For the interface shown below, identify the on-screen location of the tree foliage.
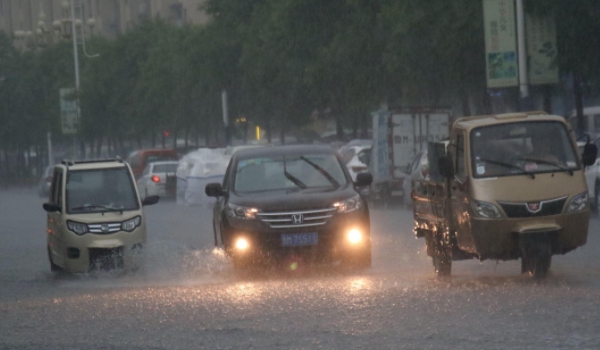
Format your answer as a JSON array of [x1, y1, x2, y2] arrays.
[[1, 0, 599, 179]]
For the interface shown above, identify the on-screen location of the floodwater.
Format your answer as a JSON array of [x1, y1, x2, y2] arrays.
[[1, 188, 599, 349]]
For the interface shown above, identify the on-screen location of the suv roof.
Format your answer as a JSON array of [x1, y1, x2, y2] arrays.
[[233, 144, 337, 159], [61, 158, 128, 171]]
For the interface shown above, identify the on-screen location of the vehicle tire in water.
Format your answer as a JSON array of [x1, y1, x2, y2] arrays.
[[432, 250, 452, 276], [48, 247, 61, 272], [520, 236, 552, 278], [428, 233, 451, 276]]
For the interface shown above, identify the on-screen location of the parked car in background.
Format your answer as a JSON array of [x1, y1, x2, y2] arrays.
[[38, 166, 55, 198], [402, 149, 429, 207], [127, 149, 179, 180], [341, 145, 372, 181], [137, 161, 179, 200], [578, 134, 600, 211]]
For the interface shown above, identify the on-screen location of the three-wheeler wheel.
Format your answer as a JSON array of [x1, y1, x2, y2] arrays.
[[425, 231, 452, 276], [519, 234, 552, 278]]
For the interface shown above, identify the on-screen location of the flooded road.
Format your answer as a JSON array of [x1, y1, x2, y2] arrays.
[[1, 188, 600, 349]]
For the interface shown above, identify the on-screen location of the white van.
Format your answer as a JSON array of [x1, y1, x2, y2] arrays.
[[43, 158, 159, 272]]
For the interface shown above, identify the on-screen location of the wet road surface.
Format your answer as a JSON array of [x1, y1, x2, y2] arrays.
[[1, 188, 600, 349]]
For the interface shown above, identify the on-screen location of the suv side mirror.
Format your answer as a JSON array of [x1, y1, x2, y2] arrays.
[[582, 143, 598, 167], [205, 183, 225, 197], [142, 195, 160, 206], [438, 154, 455, 179], [43, 203, 61, 212], [354, 172, 373, 187]]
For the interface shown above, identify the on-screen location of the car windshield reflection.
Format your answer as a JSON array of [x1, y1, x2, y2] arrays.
[[66, 167, 139, 214], [234, 154, 347, 193]]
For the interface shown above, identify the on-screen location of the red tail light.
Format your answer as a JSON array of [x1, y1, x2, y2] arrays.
[[351, 166, 367, 173], [151, 175, 161, 183]]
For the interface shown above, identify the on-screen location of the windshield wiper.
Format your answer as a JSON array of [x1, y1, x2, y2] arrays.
[[478, 158, 535, 179], [300, 156, 340, 188], [516, 157, 574, 176], [283, 157, 307, 189], [70, 205, 124, 214]]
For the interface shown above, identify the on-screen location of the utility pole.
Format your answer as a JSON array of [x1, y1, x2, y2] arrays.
[[516, 0, 530, 110], [222, 90, 230, 146], [70, 0, 84, 159]]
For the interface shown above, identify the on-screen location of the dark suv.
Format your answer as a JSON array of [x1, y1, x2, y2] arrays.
[[205, 145, 373, 268]]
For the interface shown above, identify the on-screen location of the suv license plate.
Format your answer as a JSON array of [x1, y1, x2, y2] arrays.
[[281, 233, 318, 247]]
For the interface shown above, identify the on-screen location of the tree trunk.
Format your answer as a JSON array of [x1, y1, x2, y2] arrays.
[[361, 114, 369, 139], [574, 74, 585, 137], [543, 85, 553, 114], [2, 148, 9, 181], [336, 112, 344, 141], [184, 128, 189, 150], [483, 88, 493, 115], [266, 117, 272, 144], [96, 137, 103, 158], [461, 89, 472, 117], [119, 138, 125, 158], [173, 130, 178, 150]]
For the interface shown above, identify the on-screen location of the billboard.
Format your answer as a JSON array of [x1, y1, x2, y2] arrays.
[[483, 0, 518, 88], [526, 14, 559, 85], [60, 88, 79, 135]]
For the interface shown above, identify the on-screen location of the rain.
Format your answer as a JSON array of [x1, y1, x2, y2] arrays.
[[2, 1, 600, 349]]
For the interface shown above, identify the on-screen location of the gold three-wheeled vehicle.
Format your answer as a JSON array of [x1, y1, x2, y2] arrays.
[[412, 111, 597, 278]]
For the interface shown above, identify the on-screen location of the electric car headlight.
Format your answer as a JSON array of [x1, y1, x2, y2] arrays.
[[568, 192, 588, 212], [333, 195, 362, 213], [471, 200, 502, 218], [122, 216, 141, 232], [226, 204, 258, 219], [67, 221, 88, 235]]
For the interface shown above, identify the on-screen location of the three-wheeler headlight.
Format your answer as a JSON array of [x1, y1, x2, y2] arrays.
[[122, 216, 141, 232], [471, 200, 502, 218], [67, 221, 88, 235], [567, 192, 588, 212]]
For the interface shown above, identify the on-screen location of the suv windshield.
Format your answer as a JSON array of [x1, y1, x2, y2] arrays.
[[234, 154, 347, 192], [471, 121, 579, 179], [66, 167, 140, 213]]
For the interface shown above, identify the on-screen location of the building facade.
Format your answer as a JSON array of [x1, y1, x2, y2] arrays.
[[0, 0, 208, 41]]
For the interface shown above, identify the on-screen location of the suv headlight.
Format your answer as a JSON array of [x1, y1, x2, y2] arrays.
[[122, 216, 141, 232], [568, 192, 588, 212], [333, 195, 362, 213], [471, 200, 502, 218], [226, 203, 258, 219], [67, 221, 88, 235]]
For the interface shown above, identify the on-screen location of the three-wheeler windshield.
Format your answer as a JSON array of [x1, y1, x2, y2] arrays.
[[470, 121, 579, 179]]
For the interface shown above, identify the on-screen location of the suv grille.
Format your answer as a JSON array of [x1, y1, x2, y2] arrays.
[[257, 208, 337, 229], [498, 196, 567, 218], [88, 222, 121, 234]]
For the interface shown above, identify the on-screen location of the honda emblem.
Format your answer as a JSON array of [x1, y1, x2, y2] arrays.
[[292, 214, 304, 224]]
